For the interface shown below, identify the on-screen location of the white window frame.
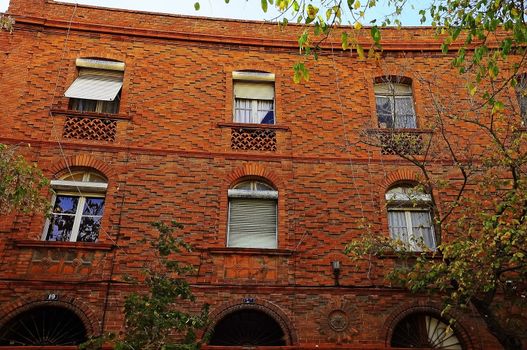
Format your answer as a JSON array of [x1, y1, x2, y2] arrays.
[[387, 208, 435, 251], [374, 82, 416, 129], [386, 186, 436, 251], [227, 181, 278, 249], [232, 71, 275, 125], [42, 172, 107, 243]]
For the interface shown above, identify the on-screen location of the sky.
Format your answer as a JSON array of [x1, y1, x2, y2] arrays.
[[0, 0, 428, 25]]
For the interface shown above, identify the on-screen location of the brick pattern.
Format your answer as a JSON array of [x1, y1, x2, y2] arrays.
[[63, 116, 117, 142], [231, 127, 277, 151], [0, 0, 515, 348]]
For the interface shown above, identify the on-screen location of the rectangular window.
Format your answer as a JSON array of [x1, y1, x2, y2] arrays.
[[228, 198, 277, 248], [375, 82, 416, 128], [515, 74, 527, 123], [65, 58, 124, 114], [388, 210, 435, 251], [227, 180, 278, 249], [233, 71, 275, 124]]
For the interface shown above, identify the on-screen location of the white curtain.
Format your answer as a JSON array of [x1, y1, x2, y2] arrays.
[[411, 211, 435, 249], [388, 211, 408, 244]]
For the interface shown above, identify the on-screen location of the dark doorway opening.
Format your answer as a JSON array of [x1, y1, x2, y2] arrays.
[[209, 309, 286, 346], [0, 305, 88, 346]]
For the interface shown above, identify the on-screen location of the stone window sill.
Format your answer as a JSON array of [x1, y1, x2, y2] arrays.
[[204, 247, 293, 256], [50, 108, 131, 121], [13, 239, 114, 251], [217, 122, 290, 131]]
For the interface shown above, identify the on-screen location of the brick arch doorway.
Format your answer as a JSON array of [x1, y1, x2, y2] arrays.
[[0, 304, 88, 346], [204, 302, 296, 348]]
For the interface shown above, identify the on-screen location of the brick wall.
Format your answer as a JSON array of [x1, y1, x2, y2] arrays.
[[0, 0, 518, 349]]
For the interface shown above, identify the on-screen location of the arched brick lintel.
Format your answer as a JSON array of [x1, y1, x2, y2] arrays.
[[382, 301, 479, 350], [206, 299, 297, 345], [226, 163, 283, 189], [380, 169, 422, 192], [49, 154, 116, 179], [0, 294, 99, 337]]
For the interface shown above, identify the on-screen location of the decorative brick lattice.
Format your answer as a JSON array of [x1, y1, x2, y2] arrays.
[[378, 131, 424, 155], [63, 116, 117, 142], [231, 128, 277, 151]]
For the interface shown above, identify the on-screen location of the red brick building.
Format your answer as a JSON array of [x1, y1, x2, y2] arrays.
[[0, 0, 522, 349]]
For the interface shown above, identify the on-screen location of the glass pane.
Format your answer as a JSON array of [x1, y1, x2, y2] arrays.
[[233, 181, 253, 190], [70, 98, 97, 112], [394, 97, 416, 128], [255, 182, 274, 191], [234, 98, 252, 123], [61, 172, 85, 182], [46, 214, 75, 241], [101, 92, 120, 114], [86, 172, 107, 183], [53, 195, 79, 214], [77, 216, 102, 242], [376, 96, 393, 128], [411, 211, 435, 249], [257, 100, 274, 124], [388, 211, 409, 244], [82, 197, 105, 215]]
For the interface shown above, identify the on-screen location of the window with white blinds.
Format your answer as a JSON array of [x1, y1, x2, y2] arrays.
[[227, 181, 278, 249], [232, 71, 275, 124], [385, 185, 436, 251], [374, 82, 416, 129], [65, 58, 125, 114]]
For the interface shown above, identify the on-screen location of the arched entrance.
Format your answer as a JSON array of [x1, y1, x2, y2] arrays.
[[209, 308, 287, 346], [390, 312, 464, 349], [0, 305, 88, 346]]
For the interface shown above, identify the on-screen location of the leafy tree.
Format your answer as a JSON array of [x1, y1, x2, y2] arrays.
[[0, 143, 49, 215], [346, 60, 527, 349], [0, 13, 14, 32], [115, 221, 208, 350]]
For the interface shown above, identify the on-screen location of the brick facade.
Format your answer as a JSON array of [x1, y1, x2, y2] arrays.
[[0, 0, 521, 349]]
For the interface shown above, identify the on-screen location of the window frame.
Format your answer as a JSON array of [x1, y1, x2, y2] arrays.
[[42, 171, 108, 243], [385, 186, 436, 251], [65, 58, 125, 115], [227, 180, 278, 249], [232, 71, 276, 125], [515, 73, 527, 124], [374, 82, 417, 129]]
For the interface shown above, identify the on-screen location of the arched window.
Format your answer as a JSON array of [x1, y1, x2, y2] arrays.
[[375, 80, 416, 129], [391, 313, 463, 349], [209, 309, 286, 346], [386, 185, 436, 251], [227, 180, 278, 249], [43, 170, 107, 242], [0, 305, 88, 346]]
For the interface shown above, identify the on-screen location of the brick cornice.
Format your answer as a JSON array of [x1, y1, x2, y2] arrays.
[[11, 15, 486, 52]]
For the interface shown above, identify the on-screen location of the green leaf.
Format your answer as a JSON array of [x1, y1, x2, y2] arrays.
[[261, 0, 268, 13], [356, 44, 365, 59], [370, 26, 381, 44], [194, 2, 200, 11], [341, 32, 349, 50]]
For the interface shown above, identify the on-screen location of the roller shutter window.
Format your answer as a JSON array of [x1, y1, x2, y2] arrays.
[[227, 181, 278, 249]]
